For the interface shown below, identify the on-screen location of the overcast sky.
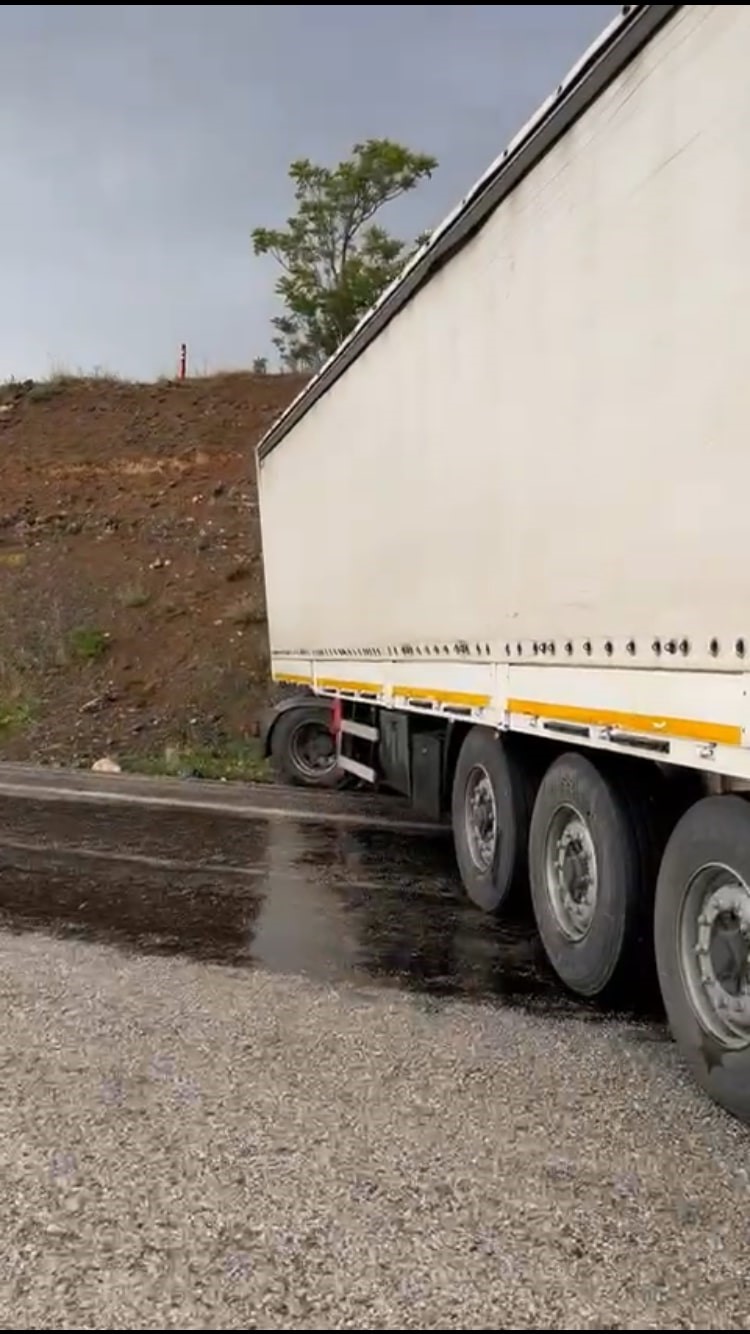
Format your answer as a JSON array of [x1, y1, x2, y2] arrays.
[[0, 4, 616, 381]]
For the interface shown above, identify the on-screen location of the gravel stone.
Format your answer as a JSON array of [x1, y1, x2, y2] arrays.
[[0, 931, 747, 1330]]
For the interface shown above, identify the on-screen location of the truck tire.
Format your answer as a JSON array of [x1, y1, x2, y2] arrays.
[[654, 795, 750, 1125], [451, 727, 534, 914], [269, 703, 343, 789], [528, 752, 642, 997]]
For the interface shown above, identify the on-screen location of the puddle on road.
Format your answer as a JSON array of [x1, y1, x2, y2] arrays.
[[0, 797, 661, 1021]]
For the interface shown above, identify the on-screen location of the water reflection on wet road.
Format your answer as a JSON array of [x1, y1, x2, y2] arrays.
[[0, 792, 654, 1021]]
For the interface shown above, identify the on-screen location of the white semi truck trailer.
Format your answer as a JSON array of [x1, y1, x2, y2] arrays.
[[257, 3, 750, 1123]]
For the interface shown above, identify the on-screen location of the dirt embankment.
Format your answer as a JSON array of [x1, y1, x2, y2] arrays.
[[0, 372, 305, 772]]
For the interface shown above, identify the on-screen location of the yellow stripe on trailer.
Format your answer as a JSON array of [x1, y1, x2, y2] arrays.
[[392, 684, 491, 709], [509, 697, 741, 748], [317, 676, 382, 695]]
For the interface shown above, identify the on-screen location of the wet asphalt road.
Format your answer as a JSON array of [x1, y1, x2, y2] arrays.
[[0, 777, 748, 1329], [0, 789, 583, 1010]]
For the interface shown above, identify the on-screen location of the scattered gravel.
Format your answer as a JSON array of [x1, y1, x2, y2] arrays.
[[0, 930, 747, 1330]]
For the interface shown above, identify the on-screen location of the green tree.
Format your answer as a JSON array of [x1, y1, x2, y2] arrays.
[[252, 139, 437, 371]]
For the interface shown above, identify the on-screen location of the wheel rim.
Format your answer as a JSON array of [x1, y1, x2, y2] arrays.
[[464, 764, 498, 872], [544, 804, 598, 941], [679, 862, 750, 1049], [288, 721, 337, 779]]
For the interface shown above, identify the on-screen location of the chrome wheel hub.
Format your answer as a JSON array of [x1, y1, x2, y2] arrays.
[[680, 864, 750, 1048], [465, 764, 498, 873], [544, 805, 598, 941]]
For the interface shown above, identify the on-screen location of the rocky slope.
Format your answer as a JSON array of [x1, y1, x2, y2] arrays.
[[0, 371, 305, 771]]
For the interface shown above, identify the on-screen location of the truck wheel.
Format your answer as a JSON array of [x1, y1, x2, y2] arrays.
[[654, 795, 750, 1125], [269, 703, 343, 789], [528, 752, 641, 997], [451, 727, 534, 913]]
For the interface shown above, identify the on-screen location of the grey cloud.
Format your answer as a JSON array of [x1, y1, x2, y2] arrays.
[[0, 4, 615, 379]]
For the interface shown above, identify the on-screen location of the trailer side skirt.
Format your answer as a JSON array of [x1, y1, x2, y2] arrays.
[[272, 655, 750, 783]]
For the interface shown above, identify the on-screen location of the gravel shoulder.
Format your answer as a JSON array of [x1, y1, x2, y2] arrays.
[[0, 931, 747, 1330]]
